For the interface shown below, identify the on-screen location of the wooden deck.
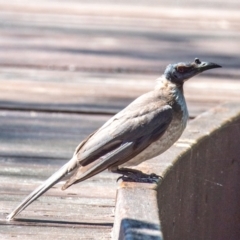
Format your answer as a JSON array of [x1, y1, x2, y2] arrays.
[[0, 0, 240, 239]]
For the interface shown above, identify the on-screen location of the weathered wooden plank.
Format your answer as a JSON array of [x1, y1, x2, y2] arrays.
[[0, 223, 111, 240], [0, 69, 151, 115], [0, 110, 116, 238], [0, 1, 239, 73], [0, 0, 239, 120], [0, 68, 240, 118], [0, 110, 111, 156]]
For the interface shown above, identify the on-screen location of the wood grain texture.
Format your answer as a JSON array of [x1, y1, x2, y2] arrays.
[[0, 0, 239, 117], [0, 0, 239, 73], [0, 68, 240, 117], [0, 0, 239, 239], [0, 110, 115, 239]]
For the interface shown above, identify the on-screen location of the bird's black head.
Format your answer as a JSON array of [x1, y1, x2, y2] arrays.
[[164, 58, 221, 85]]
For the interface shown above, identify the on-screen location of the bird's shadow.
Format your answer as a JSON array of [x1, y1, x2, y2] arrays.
[[3, 217, 113, 228]]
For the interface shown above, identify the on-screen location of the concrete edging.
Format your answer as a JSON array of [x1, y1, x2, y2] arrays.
[[113, 102, 240, 240]]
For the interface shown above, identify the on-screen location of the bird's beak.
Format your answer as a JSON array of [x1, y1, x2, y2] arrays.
[[197, 61, 222, 72]]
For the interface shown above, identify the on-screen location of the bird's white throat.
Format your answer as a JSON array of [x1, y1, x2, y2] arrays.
[[156, 76, 189, 128]]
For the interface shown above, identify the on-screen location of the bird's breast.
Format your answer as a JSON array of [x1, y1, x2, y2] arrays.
[[120, 90, 188, 167]]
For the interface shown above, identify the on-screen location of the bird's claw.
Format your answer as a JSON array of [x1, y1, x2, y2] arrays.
[[117, 172, 161, 183]]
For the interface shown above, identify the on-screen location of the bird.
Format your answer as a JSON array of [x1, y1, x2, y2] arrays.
[[6, 58, 221, 221]]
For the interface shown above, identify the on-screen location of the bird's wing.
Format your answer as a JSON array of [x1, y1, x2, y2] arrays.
[[76, 97, 173, 167], [63, 98, 173, 189]]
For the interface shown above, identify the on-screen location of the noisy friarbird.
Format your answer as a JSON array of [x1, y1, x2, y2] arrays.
[[7, 58, 221, 221]]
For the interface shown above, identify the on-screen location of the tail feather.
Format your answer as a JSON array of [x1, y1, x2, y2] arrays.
[[6, 158, 77, 221]]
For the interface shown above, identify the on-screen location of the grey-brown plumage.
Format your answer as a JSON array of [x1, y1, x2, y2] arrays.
[[7, 58, 221, 221]]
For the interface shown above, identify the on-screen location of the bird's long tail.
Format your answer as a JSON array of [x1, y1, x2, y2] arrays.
[[6, 157, 77, 221]]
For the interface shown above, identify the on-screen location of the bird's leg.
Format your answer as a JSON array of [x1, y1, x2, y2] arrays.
[[110, 167, 161, 183]]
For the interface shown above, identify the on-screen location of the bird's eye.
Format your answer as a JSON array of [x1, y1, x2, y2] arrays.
[[177, 66, 187, 73]]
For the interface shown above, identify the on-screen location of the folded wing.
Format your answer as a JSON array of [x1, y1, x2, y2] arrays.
[[63, 98, 173, 189]]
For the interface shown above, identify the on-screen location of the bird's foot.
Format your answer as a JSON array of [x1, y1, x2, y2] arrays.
[[115, 168, 161, 183]]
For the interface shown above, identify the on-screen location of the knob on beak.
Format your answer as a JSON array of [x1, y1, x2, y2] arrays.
[[194, 58, 222, 72]]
